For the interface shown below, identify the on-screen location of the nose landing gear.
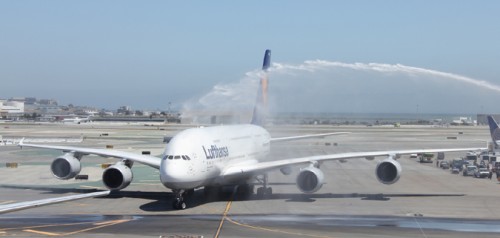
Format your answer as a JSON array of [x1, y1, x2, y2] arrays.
[[172, 189, 194, 210]]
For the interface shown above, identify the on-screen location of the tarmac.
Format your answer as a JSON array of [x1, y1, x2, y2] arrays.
[[1, 122, 500, 237]]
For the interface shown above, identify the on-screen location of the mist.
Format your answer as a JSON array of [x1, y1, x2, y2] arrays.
[[181, 60, 500, 118]]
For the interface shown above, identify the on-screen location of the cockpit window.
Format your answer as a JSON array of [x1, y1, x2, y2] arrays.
[[165, 155, 191, 161]]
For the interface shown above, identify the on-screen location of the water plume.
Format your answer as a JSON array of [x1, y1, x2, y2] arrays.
[[181, 60, 500, 121], [273, 60, 500, 93]]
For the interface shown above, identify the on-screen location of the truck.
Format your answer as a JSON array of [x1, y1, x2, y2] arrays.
[[418, 153, 434, 163], [465, 152, 478, 164]]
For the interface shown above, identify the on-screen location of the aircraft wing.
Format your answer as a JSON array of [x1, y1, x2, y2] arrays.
[[18, 140, 161, 169], [270, 132, 350, 142], [221, 147, 485, 177], [0, 190, 110, 214]]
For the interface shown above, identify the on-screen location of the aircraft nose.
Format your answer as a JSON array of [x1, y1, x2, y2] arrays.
[[160, 160, 186, 188]]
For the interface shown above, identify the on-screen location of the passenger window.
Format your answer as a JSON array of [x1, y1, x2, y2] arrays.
[[168, 155, 174, 160], [174, 155, 181, 160]]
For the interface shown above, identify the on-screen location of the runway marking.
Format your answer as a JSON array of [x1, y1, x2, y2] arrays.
[[0, 219, 131, 237], [212, 188, 332, 238], [214, 188, 236, 238], [23, 229, 60, 236], [413, 217, 428, 238], [63, 219, 131, 236], [93, 219, 129, 226], [0, 200, 15, 205], [225, 217, 332, 238], [0, 221, 93, 232], [214, 200, 233, 238]]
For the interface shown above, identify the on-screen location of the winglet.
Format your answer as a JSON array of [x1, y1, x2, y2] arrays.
[[487, 115, 500, 147], [251, 49, 271, 126]]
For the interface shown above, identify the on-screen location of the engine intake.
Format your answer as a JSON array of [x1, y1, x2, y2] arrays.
[[102, 161, 133, 190], [51, 153, 81, 180], [375, 157, 402, 184], [296, 166, 324, 193]]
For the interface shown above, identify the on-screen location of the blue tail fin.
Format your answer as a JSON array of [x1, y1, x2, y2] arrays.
[[487, 115, 500, 147], [251, 50, 271, 126]]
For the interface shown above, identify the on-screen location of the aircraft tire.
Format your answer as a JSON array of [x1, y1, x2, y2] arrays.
[[172, 198, 187, 210]]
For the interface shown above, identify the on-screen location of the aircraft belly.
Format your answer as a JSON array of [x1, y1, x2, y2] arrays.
[[163, 178, 214, 190]]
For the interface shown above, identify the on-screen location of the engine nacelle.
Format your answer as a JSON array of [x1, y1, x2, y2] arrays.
[[102, 161, 133, 190], [51, 153, 81, 180], [375, 157, 402, 185], [296, 166, 324, 193]]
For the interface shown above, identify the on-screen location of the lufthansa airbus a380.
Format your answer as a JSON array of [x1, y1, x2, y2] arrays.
[[4, 50, 486, 212]]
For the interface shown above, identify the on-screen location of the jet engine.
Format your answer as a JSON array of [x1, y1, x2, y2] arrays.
[[102, 161, 133, 190], [296, 166, 324, 193], [375, 157, 402, 185], [51, 153, 81, 180]]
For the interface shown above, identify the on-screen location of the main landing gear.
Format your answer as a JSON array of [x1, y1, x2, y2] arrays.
[[255, 174, 273, 198], [172, 189, 194, 210]]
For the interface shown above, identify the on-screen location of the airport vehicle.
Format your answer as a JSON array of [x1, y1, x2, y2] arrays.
[[463, 165, 478, 176], [465, 152, 478, 164], [437, 152, 445, 160], [440, 161, 450, 169], [474, 168, 490, 178], [494, 162, 500, 173], [11, 50, 487, 212], [418, 153, 434, 163], [451, 166, 460, 174], [450, 159, 464, 171]]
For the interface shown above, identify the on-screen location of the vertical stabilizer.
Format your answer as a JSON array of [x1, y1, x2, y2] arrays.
[[487, 115, 500, 147], [251, 50, 271, 126]]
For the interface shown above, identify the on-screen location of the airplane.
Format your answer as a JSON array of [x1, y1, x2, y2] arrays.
[[11, 49, 486, 211], [61, 116, 92, 124]]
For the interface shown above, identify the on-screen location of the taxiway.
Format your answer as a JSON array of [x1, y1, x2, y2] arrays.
[[1, 122, 499, 237]]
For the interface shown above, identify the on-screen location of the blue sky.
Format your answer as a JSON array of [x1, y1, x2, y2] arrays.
[[1, 1, 500, 113]]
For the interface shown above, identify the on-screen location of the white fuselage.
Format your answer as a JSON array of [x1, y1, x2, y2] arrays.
[[61, 117, 90, 124], [160, 124, 271, 190]]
